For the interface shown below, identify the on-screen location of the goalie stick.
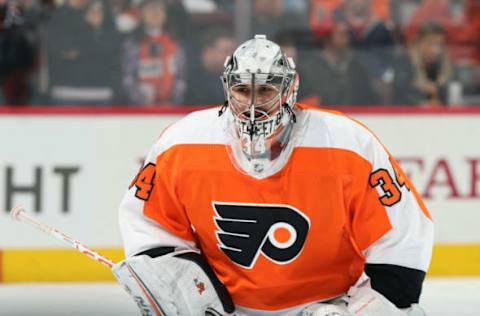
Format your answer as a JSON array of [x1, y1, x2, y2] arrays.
[[9, 206, 170, 316], [10, 205, 115, 268]]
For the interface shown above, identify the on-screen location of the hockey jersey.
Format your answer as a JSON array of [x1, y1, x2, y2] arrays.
[[137, 32, 180, 104], [119, 104, 433, 315]]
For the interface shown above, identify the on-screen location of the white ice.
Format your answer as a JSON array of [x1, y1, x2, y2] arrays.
[[0, 277, 479, 316]]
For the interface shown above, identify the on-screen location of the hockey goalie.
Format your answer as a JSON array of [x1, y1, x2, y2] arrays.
[[113, 35, 434, 316]]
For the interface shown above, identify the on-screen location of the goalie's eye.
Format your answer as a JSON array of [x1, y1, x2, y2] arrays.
[[232, 85, 251, 95], [259, 85, 275, 94], [232, 85, 276, 95]]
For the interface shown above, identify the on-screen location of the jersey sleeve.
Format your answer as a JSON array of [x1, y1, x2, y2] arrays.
[[119, 141, 197, 258], [350, 129, 434, 273]]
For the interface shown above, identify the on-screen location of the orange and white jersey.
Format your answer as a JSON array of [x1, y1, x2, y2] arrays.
[[119, 104, 434, 315]]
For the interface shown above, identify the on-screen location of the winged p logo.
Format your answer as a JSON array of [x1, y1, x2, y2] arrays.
[[213, 202, 310, 269]]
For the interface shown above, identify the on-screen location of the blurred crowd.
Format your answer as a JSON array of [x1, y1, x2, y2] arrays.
[[0, 0, 479, 107]]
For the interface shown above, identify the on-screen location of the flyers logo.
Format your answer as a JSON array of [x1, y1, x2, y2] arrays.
[[213, 202, 310, 269]]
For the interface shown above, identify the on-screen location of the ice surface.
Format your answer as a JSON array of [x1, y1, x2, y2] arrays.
[[0, 277, 478, 316], [421, 277, 480, 316]]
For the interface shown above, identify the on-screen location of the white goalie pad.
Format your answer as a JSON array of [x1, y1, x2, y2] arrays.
[[112, 250, 236, 316]]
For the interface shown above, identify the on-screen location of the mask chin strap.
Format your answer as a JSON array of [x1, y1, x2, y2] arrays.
[[283, 103, 296, 123], [282, 75, 298, 123], [218, 100, 228, 117]]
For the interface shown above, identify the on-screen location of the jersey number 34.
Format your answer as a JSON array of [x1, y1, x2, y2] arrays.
[[369, 159, 410, 207]]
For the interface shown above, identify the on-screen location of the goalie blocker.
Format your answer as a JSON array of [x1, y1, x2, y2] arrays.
[[113, 247, 237, 316]]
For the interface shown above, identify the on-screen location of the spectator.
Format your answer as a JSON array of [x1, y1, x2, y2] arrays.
[[404, 0, 480, 102], [121, 0, 186, 106], [0, 25, 36, 105], [283, 0, 308, 15], [309, 0, 342, 38], [310, 0, 391, 38], [0, 0, 38, 105], [404, 0, 480, 65], [211, 0, 234, 14], [252, 0, 307, 39], [392, 22, 454, 106], [81, 0, 122, 103], [339, 0, 395, 103], [20, 0, 56, 104], [302, 20, 378, 106], [274, 30, 318, 104], [46, 0, 88, 104], [252, 0, 283, 38], [185, 28, 235, 106], [109, 0, 139, 34], [45, 0, 88, 104], [46, 0, 121, 105], [163, 0, 191, 40]]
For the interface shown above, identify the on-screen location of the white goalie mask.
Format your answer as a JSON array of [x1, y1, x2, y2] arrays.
[[220, 34, 299, 178]]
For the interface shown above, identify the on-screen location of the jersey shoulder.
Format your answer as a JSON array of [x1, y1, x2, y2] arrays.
[[297, 103, 381, 164], [151, 107, 227, 156]]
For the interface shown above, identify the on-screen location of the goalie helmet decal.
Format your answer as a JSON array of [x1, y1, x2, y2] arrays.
[[212, 202, 310, 269]]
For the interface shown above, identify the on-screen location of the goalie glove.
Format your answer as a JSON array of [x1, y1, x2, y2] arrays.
[[113, 248, 236, 316], [303, 275, 425, 316], [345, 275, 407, 316]]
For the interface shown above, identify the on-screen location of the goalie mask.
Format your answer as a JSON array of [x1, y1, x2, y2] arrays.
[[220, 34, 299, 178]]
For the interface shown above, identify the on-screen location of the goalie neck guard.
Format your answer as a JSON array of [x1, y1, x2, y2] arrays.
[[220, 34, 299, 178]]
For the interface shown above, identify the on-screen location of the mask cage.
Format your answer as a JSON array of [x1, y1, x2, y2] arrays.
[[226, 73, 287, 123]]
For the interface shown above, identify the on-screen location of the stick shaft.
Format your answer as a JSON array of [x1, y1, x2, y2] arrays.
[[11, 206, 115, 268]]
